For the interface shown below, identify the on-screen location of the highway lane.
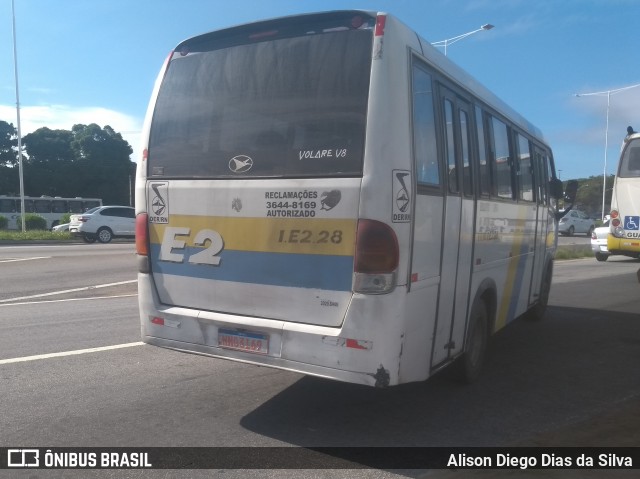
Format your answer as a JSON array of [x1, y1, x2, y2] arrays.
[[0, 246, 638, 477], [0, 243, 136, 302]]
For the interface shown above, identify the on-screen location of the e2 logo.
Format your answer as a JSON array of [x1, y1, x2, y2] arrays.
[[159, 227, 224, 265]]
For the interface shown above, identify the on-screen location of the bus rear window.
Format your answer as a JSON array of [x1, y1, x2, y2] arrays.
[[148, 25, 372, 178], [620, 139, 640, 178]]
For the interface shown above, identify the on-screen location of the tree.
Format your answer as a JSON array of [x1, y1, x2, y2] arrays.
[[0, 121, 19, 195], [0, 120, 18, 167], [22, 128, 76, 197], [70, 124, 134, 205], [568, 175, 615, 219], [23, 127, 74, 165], [2, 122, 135, 205]]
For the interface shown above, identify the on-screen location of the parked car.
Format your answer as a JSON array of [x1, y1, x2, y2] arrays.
[[51, 222, 69, 232], [558, 209, 595, 236], [69, 206, 135, 243], [591, 219, 610, 262]]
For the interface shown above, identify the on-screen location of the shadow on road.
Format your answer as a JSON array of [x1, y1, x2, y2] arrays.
[[240, 306, 640, 458]]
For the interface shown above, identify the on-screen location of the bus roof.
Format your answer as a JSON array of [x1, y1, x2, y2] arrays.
[[175, 10, 547, 147]]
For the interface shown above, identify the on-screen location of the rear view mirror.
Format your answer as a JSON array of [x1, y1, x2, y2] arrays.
[[554, 179, 578, 221], [550, 178, 563, 200], [564, 180, 578, 204]]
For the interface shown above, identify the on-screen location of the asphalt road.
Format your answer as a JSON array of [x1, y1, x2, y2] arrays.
[[0, 244, 638, 478]]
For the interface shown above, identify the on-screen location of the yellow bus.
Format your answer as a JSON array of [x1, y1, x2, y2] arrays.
[[608, 130, 640, 259]]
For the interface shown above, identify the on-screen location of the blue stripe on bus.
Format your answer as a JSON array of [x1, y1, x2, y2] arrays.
[[149, 244, 354, 291]]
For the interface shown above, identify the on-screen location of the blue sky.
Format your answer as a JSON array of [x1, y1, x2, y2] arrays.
[[1, 0, 639, 181]]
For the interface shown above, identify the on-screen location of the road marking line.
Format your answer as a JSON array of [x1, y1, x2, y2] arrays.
[[0, 279, 137, 304], [0, 294, 138, 307], [0, 342, 145, 365], [0, 256, 51, 263]]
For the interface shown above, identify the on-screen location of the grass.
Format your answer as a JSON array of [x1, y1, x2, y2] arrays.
[[0, 230, 74, 241], [555, 245, 594, 260]]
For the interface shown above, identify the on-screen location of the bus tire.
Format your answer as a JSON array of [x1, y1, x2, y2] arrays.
[[83, 234, 96, 244], [97, 227, 113, 243], [457, 299, 489, 384], [525, 263, 552, 321]]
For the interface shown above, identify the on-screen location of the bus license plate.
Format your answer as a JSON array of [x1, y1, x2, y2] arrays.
[[218, 329, 269, 355]]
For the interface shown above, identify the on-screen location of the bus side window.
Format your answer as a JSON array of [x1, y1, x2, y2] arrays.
[[515, 132, 534, 202], [411, 61, 440, 188], [444, 99, 458, 194], [52, 200, 67, 213], [0, 199, 16, 213], [533, 147, 549, 206], [489, 116, 512, 200], [460, 109, 472, 197], [475, 107, 491, 197], [34, 200, 52, 214]]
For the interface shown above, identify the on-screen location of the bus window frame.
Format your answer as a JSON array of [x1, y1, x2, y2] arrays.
[[410, 56, 444, 196]]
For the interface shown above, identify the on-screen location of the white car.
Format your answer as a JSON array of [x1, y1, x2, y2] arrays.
[[591, 220, 610, 262], [69, 206, 135, 243], [558, 209, 595, 237], [51, 222, 70, 232]]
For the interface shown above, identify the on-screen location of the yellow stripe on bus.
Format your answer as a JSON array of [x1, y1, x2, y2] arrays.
[[149, 215, 357, 256], [495, 213, 529, 331]]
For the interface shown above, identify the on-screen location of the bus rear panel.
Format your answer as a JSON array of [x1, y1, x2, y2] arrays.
[[608, 134, 640, 257]]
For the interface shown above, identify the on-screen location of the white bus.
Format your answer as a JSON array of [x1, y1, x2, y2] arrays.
[[135, 11, 571, 387], [608, 130, 640, 258], [0, 195, 102, 230]]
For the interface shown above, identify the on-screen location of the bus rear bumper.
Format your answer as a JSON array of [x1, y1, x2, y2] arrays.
[[607, 235, 640, 257], [142, 334, 387, 387], [138, 274, 401, 388]]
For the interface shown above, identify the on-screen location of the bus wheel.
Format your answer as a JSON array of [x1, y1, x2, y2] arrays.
[[525, 264, 552, 321], [83, 235, 96, 244], [457, 300, 489, 384]]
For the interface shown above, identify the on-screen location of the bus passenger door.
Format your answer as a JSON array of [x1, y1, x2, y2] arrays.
[[529, 147, 551, 305], [430, 87, 474, 367]]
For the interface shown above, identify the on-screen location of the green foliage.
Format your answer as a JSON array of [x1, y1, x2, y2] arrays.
[[16, 214, 48, 231], [0, 120, 18, 167], [60, 213, 72, 224], [565, 175, 615, 219], [555, 245, 593, 260], [0, 215, 7, 230], [0, 229, 73, 241], [2, 121, 135, 205]]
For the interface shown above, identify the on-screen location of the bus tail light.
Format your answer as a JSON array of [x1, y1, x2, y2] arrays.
[[353, 219, 398, 294], [610, 210, 626, 238], [611, 210, 620, 226], [136, 213, 151, 273]]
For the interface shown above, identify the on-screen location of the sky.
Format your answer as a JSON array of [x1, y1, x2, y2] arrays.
[[1, 0, 639, 181]]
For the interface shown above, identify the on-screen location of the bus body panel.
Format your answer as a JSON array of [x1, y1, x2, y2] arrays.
[[139, 273, 406, 387], [137, 11, 559, 387], [609, 136, 640, 256], [608, 177, 640, 255], [0, 195, 102, 229], [146, 178, 359, 327]]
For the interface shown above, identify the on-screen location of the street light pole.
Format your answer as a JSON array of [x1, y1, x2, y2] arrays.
[[432, 24, 494, 56], [11, 0, 26, 232], [575, 82, 640, 221]]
